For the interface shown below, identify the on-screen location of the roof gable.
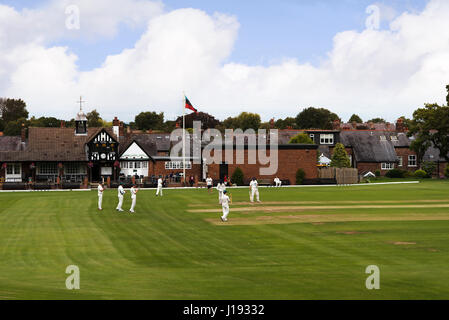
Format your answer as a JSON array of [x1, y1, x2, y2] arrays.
[[120, 141, 150, 160]]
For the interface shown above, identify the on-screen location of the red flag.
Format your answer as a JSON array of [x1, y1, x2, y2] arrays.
[[185, 96, 198, 113]]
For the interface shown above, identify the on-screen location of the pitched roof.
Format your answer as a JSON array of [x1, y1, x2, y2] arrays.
[[0, 136, 23, 152], [340, 131, 398, 162], [0, 127, 115, 162], [119, 135, 158, 158]]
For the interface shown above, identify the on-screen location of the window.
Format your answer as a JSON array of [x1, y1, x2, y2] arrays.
[[391, 136, 398, 141], [408, 155, 417, 167], [134, 162, 141, 169], [37, 163, 58, 175], [380, 136, 387, 141], [397, 156, 403, 167], [381, 163, 394, 170], [6, 163, 21, 175], [64, 163, 86, 175], [120, 162, 128, 169], [129, 162, 134, 169], [164, 161, 192, 170], [320, 134, 334, 145], [309, 134, 314, 140], [142, 162, 148, 168]]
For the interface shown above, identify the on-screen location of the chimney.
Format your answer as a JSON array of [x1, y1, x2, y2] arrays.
[[126, 126, 131, 134], [332, 119, 341, 130], [21, 123, 26, 142], [119, 121, 124, 137], [112, 117, 120, 138], [396, 118, 406, 132], [269, 118, 275, 129], [368, 121, 374, 130], [351, 121, 357, 129]]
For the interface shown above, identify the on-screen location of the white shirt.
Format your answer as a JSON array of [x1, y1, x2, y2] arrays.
[[158, 178, 163, 187], [217, 183, 226, 192], [206, 178, 213, 186], [131, 187, 138, 199], [118, 185, 125, 197], [98, 185, 104, 196], [221, 194, 230, 207], [250, 180, 258, 190]]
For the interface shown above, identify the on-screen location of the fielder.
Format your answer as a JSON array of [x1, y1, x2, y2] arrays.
[[206, 176, 213, 193], [274, 177, 282, 187], [97, 183, 104, 211], [220, 190, 232, 222], [116, 183, 125, 211], [249, 177, 261, 203], [156, 177, 163, 196], [129, 184, 138, 213], [216, 180, 226, 204]]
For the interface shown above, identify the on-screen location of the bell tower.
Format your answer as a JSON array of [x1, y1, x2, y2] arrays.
[[75, 96, 87, 135]]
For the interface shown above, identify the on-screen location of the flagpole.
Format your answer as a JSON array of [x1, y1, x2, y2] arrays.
[[183, 92, 186, 186]]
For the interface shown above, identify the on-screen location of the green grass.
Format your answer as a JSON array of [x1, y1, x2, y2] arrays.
[[1, 181, 449, 299]]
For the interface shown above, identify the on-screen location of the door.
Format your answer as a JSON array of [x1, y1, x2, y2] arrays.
[[219, 163, 228, 181]]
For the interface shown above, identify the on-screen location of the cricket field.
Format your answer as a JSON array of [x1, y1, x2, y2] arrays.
[[1, 180, 449, 299]]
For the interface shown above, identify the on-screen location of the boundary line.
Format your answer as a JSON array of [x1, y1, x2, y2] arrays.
[[0, 181, 420, 193]]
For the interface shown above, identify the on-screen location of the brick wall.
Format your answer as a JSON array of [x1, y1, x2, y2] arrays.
[[395, 147, 418, 172], [206, 147, 318, 185], [149, 160, 202, 180]]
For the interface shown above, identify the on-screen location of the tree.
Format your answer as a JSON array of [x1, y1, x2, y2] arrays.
[[367, 117, 386, 123], [231, 167, 244, 186], [407, 103, 449, 163], [348, 114, 363, 123], [295, 107, 340, 130], [86, 109, 103, 127], [421, 161, 437, 177], [446, 84, 449, 106], [0, 119, 4, 132], [288, 133, 314, 144], [135, 111, 164, 131], [175, 112, 220, 129], [0, 98, 29, 123], [274, 117, 297, 129], [330, 143, 351, 168], [222, 112, 261, 131], [29, 116, 61, 127], [4, 118, 29, 136]]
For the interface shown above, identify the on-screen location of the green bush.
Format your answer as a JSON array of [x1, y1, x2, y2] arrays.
[[421, 161, 437, 177], [231, 167, 244, 186], [385, 169, 406, 178], [414, 169, 427, 178], [375, 170, 381, 177], [296, 168, 306, 185], [403, 170, 414, 178]]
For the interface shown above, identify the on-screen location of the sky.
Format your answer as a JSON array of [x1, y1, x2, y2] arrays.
[[1, 0, 447, 124]]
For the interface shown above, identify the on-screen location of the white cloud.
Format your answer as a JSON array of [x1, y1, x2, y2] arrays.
[[1, 0, 449, 123]]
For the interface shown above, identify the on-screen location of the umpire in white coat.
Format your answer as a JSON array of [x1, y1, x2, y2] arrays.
[[116, 183, 125, 211]]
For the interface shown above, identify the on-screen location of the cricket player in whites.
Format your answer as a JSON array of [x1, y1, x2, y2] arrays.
[[249, 177, 261, 203], [216, 180, 226, 204], [129, 184, 138, 213], [274, 177, 282, 187], [206, 176, 213, 193], [98, 183, 104, 211], [156, 177, 163, 196], [116, 183, 125, 211], [220, 190, 232, 222]]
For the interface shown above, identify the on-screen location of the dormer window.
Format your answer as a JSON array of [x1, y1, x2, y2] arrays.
[[320, 134, 334, 145], [380, 136, 387, 141], [391, 136, 398, 141]]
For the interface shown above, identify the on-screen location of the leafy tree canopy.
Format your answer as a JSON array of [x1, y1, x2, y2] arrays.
[[135, 111, 164, 131], [175, 112, 220, 129], [407, 103, 449, 163], [330, 143, 351, 168], [367, 117, 386, 123], [348, 114, 363, 123], [0, 98, 29, 123], [86, 109, 103, 128], [295, 107, 340, 130], [288, 133, 314, 144]]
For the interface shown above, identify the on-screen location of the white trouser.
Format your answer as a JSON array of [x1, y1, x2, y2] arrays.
[[156, 186, 163, 196], [98, 194, 103, 209], [116, 195, 123, 210], [130, 197, 136, 211], [218, 191, 223, 203], [250, 189, 259, 202], [276, 181, 282, 187], [222, 205, 229, 220]]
